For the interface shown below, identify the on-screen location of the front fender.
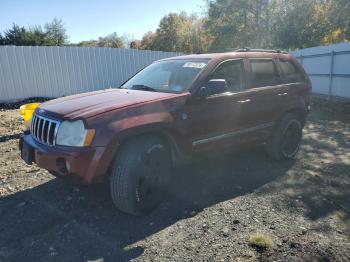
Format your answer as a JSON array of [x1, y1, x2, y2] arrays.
[[91, 111, 175, 149], [95, 111, 185, 174], [108, 111, 173, 142]]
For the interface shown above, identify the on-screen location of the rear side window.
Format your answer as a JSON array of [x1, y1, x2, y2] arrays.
[[250, 59, 281, 87], [278, 60, 305, 83]]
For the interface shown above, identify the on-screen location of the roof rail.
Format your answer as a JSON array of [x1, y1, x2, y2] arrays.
[[225, 48, 289, 54]]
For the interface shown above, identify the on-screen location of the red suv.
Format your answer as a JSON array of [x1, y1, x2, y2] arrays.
[[20, 49, 311, 215]]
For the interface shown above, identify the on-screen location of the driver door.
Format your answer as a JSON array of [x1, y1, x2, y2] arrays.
[[186, 59, 248, 152]]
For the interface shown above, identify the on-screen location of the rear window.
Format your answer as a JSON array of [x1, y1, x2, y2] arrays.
[[250, 59, 281, 87], [278, 60, 305, 83]]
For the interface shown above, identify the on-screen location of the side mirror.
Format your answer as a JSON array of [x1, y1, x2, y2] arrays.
[[200, 79, 227, 96]]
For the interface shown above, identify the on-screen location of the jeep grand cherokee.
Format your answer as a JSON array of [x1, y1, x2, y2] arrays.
[[20, 49, 311, 215]]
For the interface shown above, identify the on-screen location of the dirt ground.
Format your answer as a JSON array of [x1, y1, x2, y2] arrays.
[[0, 97, 349, 262]]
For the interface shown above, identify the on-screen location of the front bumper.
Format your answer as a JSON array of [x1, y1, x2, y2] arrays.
[[19, 133, 116, 184]]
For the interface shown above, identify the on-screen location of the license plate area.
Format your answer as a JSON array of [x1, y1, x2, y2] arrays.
[[21, 141, 34, 165]]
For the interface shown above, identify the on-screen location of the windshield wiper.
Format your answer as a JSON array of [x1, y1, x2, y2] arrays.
[[131, 85, 157, 92]]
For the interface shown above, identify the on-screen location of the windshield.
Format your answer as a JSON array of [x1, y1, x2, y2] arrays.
[[121, 59, 209, 93]]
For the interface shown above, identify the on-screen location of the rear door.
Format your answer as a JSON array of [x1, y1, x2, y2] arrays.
[[276, 59, 310, 110], [233, 58, 284, 140]]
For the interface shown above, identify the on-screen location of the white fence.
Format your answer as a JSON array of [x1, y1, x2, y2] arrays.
[[1, 44, 349, 102], [292, 42, 350, 98], [0, 46, 182, 102]]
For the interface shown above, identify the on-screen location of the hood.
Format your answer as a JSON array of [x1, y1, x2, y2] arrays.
[[39, 89, 183, 119]]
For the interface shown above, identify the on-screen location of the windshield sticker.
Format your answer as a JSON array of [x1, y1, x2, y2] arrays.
[[183, 62, 206, 69]]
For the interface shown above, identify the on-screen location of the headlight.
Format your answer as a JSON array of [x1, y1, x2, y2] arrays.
[[56, 120, 95, 147]]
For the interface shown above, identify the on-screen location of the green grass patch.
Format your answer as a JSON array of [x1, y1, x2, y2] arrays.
[[249, 232, 274, 249]]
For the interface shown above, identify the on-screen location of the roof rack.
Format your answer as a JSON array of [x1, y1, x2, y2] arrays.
[[226, 48, 289, 54]]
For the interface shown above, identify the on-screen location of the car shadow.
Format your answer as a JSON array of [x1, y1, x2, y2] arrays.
[[266, 133, 350, 222], [0, 146, 295, 262], [0, 133, 22, 143], [260, 109, 350, 234], [2, 103, 350, 261], [1, 97, 349, 261]]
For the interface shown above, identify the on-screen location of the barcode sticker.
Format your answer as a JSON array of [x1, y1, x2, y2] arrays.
[[183, 62, 206, 69]]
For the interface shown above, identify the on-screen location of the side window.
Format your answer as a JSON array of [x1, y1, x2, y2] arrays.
[[250, 59, 281, 88], [278, 60, 305, 83], [209, 60, 245, 93]]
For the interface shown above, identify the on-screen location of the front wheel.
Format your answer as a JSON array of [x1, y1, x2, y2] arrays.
[[109, 135, 172, 216], [266, 113, 303, 160]]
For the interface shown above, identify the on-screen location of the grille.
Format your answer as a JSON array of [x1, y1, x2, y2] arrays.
[[30, 114, 60, 146]]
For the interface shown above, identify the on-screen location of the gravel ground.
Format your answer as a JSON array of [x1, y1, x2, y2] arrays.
[[0, 98, 349, 262]]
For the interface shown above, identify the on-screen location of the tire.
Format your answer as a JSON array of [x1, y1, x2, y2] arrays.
[[266, 113, 303, 161], [109, 135, 172, 216]]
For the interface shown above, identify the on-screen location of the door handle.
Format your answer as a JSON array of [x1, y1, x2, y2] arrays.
[[278, 92, 288, 96], [237, 99, 251, 104]]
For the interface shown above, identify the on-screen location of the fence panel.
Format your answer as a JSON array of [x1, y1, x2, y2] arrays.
[[0, 46, 182, 102], [292, 42, 350, 98], [3, 44, 348, 101]]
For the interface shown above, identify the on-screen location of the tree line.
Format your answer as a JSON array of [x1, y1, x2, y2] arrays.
[[1, 0, 349, 52], [0, 18, 68, 46]]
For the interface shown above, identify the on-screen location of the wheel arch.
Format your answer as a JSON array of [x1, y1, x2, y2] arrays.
[[277, 107, 307, 128], [119, 129, 185, 167], [105, 124, 186, 176]]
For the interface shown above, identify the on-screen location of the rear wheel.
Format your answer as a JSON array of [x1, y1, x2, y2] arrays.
[[109, 135, 172, 215], [266, 113, 303, 160]]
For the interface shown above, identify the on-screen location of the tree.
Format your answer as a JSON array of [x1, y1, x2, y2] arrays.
[[78, 40, 99, 47], [0, 24, 45, 46], [97, 33, 124, 48], [205, 0, 271, 50], [149, 12, 211, 53], [0, 33, 4, 45], [140, 31, 157, 50], [151, 12, 191, 52], [120, 33, 134, 48], [185, 16, 212, 53], [27, 26, 51, 45], [205, 0, 349, 51], [44, 18, 67, 46], [323, 0, 350, 44], [263, 0, 350, 49], [1, 24, 29, 45], [271, 1, 319, 49], [0, 19, 68, 46], [78, 33, 125, 48], [2, 1, 348, 50], [129, 40, 142, 49]]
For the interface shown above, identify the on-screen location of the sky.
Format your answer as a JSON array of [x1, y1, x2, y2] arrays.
[[0, 0, 205, 43]]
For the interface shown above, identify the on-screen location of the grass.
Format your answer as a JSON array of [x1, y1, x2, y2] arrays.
[[249, 232, 274, 249]]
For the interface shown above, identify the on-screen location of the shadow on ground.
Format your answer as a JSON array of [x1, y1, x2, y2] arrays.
[[262, 104, 350, 236], [0, 133, 21, 143], [1, 101, 349, 261], [0, 146, 294, 262]]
